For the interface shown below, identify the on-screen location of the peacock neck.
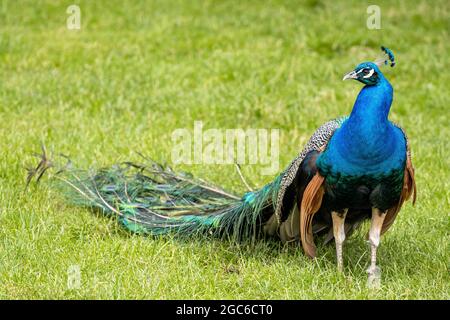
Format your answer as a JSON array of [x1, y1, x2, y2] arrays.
[[348, 77, 393, 127], [331, 77, 397, 168]]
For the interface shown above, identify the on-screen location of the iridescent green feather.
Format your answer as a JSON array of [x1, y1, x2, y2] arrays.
[[53, 160, 283, 242]]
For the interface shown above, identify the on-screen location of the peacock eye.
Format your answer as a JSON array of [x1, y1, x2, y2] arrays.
[[362, 69, 370, 74]]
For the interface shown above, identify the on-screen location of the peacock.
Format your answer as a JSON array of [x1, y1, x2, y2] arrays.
[[28, 46, 416, 280]]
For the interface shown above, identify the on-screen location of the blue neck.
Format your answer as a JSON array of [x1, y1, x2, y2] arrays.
[[322, 76, 402, 173], [349, 77, 393, 129]]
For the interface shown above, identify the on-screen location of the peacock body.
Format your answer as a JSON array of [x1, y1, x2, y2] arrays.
[[29, 47, 416, 277], [315, 63, 407, 219]]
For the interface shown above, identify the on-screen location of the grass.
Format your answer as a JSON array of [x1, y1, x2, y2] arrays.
[[0, 0, 449, 299]]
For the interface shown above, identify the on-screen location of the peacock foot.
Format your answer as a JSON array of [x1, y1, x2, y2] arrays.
[[366, 265, 381, 289]]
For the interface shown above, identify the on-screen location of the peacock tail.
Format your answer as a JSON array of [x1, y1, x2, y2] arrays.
[[27, 117, 347, 244], [49, 158, 283, 241]]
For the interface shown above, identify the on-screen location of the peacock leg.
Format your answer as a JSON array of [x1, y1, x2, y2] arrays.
[[331, 209, 348, 272], [367, 208, 387, 277]]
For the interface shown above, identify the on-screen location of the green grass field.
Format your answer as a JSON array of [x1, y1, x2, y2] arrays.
[[0, 0, 449, 299]]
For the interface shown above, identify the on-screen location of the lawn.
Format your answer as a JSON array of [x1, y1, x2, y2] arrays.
[[0, 0, 448, 299]]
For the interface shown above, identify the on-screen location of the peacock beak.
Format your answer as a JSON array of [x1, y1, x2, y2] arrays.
[[343, 70, 358, 81]]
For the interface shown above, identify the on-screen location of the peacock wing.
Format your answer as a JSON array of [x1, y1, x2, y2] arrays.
[[274, 117, 347, 223]]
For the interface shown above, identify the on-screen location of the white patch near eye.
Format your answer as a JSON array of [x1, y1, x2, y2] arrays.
[[363, 69, 374, 78]]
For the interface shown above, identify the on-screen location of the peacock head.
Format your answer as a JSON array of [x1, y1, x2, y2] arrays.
[[343, 46, 395, 86]]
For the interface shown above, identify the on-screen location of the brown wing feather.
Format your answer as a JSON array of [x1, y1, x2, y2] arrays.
[[299, 173, 325, 258], [381, 153, 417, 235]]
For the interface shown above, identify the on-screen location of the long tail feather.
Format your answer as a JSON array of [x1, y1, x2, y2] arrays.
[[35, 154, 281, 242]]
